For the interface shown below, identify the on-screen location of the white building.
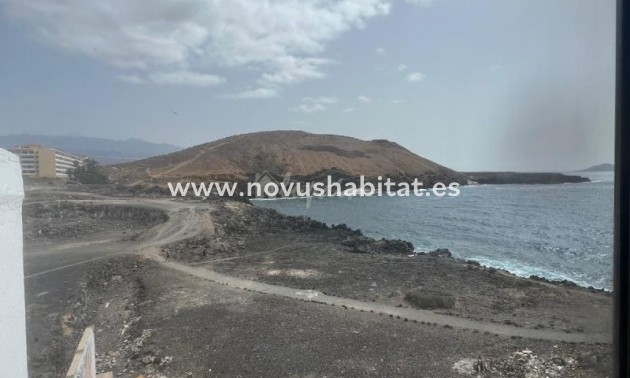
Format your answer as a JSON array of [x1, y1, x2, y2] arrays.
[[7, 145, 85, 178]]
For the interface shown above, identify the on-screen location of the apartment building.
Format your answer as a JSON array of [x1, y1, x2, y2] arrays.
[[8, 145, 85, 178]]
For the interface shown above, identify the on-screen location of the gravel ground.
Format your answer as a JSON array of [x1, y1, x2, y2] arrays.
[[206, 232, 612, 337], [23, 202, 167, 240], [76, 257, 612, 377], [22, 184, 613, 377]]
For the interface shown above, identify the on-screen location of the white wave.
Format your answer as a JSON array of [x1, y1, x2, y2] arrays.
[[457, 255, 607, 290]]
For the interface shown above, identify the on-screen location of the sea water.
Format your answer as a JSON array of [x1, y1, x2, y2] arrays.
[[253, 172, 614, 290]]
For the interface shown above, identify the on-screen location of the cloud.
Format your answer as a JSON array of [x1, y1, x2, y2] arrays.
[[376, 48, 385, 56], [117, 74, 146, 84], [342, 107, 355, 113], [358, 96, 372, 103], [290, 96, 338, 112], [304, 96, 338, 105], [3, 0, 391, 90], [291, 103, 326, 113], [397, 64, 408, 71], [259, 57, 331, 86], [406, 0, 436, 6], [149, 71, 225, 86], [223, 88, 279, 99], [390, 99, 403, 104], [405, 72, 426, 82]]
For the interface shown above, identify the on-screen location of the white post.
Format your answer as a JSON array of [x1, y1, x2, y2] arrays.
[[0, 148, 27, 377]]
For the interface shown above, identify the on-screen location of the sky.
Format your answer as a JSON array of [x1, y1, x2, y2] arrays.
[[0, 0, 616, 171]]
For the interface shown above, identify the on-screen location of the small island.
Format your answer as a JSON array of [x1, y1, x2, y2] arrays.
[[579, 163, 614, 172]]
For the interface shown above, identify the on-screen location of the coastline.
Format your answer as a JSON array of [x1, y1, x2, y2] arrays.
[[254, 193, 609, 291], [464, 172, 590, 185], [252, 175, 613, 291], [22, 182, 613, 376], [249, 196, 611, 292], [163, 200, 612, 335]]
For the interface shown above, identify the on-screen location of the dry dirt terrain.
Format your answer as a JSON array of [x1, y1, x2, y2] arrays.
[[109, 130, 466, 185], [23, 183, 613, 377]]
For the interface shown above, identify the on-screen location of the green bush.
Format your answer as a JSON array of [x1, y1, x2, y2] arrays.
[[404, 291, 455, 310], [67, 158, 109, 184]]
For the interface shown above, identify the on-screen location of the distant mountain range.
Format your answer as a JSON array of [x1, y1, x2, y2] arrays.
[[579, 163, 614, 172], [110, 130, 466, 185], [0, 134, 181, 164]]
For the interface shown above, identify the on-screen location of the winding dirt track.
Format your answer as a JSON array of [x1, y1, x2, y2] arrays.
[[127, 134, 249, 186], [27, 196, 611, 344], [159, 259, 609, 343]]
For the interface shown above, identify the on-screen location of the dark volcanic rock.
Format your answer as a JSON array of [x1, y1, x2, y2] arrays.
[[341, 235, 414, 254], [416, 248, 453, 258], [465, 172, 590, 185], [163, 202, 414, 262]]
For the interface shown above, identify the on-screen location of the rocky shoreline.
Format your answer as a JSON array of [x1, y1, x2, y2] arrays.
[[23, 182, 613, 377], [163, 199, 606, 294], [465, 172, 590, 185], [159, 200, 611, 336]]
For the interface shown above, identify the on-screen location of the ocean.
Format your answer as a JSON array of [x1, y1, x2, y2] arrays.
[[252, 172, 614, 290]]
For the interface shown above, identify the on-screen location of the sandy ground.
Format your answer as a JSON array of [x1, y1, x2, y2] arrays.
[[22, 184, 613, 377]]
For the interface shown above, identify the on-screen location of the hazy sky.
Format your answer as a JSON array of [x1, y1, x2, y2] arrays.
[[0, 0, 616, 171]]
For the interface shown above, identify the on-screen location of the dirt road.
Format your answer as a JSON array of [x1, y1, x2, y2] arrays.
[[23, 191, 612, 377]]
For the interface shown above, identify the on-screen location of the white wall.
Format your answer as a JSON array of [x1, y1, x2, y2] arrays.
[[0, 149, 27, 377]]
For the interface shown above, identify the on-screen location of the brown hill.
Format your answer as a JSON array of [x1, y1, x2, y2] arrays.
[[109, 131, 465, 185]]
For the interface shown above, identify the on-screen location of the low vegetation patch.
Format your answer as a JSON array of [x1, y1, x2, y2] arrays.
[[404, 290, 455, 310]]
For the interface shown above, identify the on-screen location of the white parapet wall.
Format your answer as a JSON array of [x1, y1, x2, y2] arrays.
[[0, 148, 27, 377]]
